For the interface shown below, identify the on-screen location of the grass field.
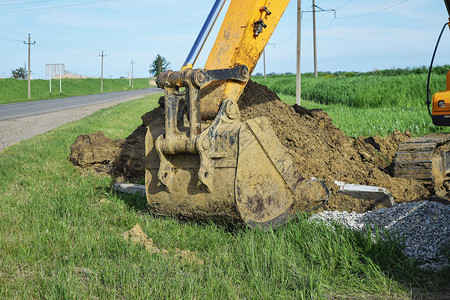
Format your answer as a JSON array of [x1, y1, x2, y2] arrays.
[[0, 77, 152, 105], [253, 66, 450, 137], [0, 93, 448, 298], [253, 66, 449, 108], [282, 95, 450, 137]]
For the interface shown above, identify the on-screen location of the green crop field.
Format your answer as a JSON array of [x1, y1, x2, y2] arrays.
[[253, 66, 450, 108], [253, 66, 450, 137], [0, 77, 153, 105], [1, 93, 448, 299]]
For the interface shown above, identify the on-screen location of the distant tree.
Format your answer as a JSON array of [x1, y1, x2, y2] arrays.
[[150, 54, 170, 77], [254, 72, 263, 77], [11, 67, 27, 79]]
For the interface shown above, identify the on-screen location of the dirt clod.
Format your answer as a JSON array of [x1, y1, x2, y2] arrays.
[[69, 80, 430, 213], [121, 224, 160, 253], [173, 248, 204, 265], [68, 131, 123, 173], [121, 224, 203, 265]]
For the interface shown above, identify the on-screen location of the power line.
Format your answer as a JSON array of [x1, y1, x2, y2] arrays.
[[339, 0, 409, 19], [0, 26, 117, 63], [0, 0, 58, 7], [0, 27, 26, 34], [0, 0, 58, 2], [33, 35, 94, 56], [292, 0, 409, 51], [107, 56, 129, 64], [302, 4, 336, 17], [0, 27, 97, 58], [336, 0, 355, 10], [0, 35, 22, 42], [0, 0, 111, 14], [35, 43, 83, 57], [270, 0, 359, 53], [0, 0, 53, 2]]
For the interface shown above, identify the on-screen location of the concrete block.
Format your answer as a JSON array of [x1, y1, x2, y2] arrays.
[[113, 183, 146, 196], [334, 181, 395, 208]]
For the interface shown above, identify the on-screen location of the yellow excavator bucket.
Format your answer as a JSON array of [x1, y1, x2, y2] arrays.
[[145, 99, 303, 227], [144, 0, 308, 227]]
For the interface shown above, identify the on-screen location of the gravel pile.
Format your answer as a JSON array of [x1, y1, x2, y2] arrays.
[[310, 201, 449, 271]]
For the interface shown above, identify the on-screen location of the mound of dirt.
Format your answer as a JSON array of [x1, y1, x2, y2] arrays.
[[122, 224, 160, 253], [236, 81, 427, 211], [68, 131, 123, 173], [69, 80, 429, 213]]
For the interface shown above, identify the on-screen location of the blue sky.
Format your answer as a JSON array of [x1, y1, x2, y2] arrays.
[[1, 0, 450, 79]]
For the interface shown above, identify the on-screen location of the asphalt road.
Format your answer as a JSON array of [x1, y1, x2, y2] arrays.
[[0, 87, 160, 121], [0, 87, 161, 152]]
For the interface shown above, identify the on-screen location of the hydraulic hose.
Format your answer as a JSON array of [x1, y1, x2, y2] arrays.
[[426, 22, 449, 116], [182, 0, 226, 69]]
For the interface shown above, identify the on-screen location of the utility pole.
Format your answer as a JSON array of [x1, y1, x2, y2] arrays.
[[59, 64, 62, 95], [23, 34, 36, 99], [303, 2, 335, 79], [296, 0, 302, 105], [312, 0, 317, 78], [130, 59, 135, 88], [99, 50, 106, 93], [263, 49, 266, 78], [263, 43, 275, 78]]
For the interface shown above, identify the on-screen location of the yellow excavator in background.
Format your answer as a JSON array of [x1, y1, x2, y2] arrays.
[[429, 0, 450, 126], [393, 0, 450, 195], [145, 0, 313, 228]]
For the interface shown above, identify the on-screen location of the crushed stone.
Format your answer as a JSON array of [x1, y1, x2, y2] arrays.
[[310, 201, 450, 271]]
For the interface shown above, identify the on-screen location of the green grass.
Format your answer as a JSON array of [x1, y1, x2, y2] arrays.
[[0, 77, 152, 105], [253, 68, 448, 108], [253, 66, 450, 137], [0, 93, 447, 298], [281, 94, 450, 137]]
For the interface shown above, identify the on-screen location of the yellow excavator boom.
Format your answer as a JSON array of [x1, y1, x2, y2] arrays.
[[199, 0, 290, 118]]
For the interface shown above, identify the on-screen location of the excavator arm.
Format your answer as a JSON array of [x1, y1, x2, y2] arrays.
[[158, 0, 290, 119], [445, 0, 450, 18], [201, 0, 290, 118]]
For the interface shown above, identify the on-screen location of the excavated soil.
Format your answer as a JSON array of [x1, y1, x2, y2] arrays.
[[121, 224, 204, 265], [69, 131, 124, 173], [69, 80, 429, 213], [121, 224, 161, 253]]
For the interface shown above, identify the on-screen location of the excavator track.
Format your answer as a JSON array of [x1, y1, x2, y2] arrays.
[[394, 133, 450, 187]]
